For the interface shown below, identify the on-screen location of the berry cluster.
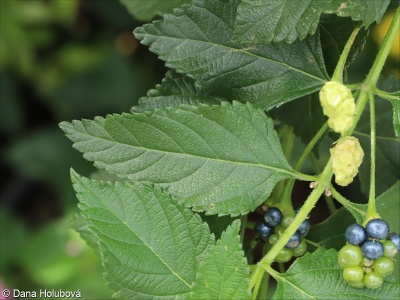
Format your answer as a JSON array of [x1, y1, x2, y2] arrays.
[[255, 206, 310, 262], [319, 81, 355, 134], [338, 218, 400, 289], [330, 136, 364, 186]]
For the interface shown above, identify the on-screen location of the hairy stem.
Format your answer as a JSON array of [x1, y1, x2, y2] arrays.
[[331, 22, 362, 82], [367, 92, 377, 218]]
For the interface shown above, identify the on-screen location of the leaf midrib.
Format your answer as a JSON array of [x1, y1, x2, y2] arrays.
[[138, 31, 327, 83], [84, 133, 297, 178]]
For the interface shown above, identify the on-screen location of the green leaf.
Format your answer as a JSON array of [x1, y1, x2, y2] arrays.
[[190, 219, 250, 300], [232, 0, 390, 44], [70, 213, 99, 252], [134, 0, 329, 110], [71, 171, 214, 299], [132, 71, 224, 113], [272, 249, 400, 300], [119, 0, 190, 21], [356, 98, 400, 196], [61, 102, 295, 216]]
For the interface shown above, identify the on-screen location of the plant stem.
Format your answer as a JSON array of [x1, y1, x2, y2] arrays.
[[249, 159, 333, 297], [367, 92, 377, 218], [331, 22, 362, 82], [372, 87, 400, 101], [304, 238, 326, 249], [281, 122, 329, 209], [345, 6, 400, 136], [330, 187, 367, 217], [310, 153, 336, 215]]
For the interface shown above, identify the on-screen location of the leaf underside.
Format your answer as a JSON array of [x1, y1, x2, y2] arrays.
[[190, 219, 250, 300], [272, 249, 400, 299], [134, 0, 329, 110], [71, 171, 214, 299], [233, 0, 390, 44], [61, 102, 294, 216]]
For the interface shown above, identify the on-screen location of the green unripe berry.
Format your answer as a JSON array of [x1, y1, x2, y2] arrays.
[[319, 81, 355, 134], [275, 248, 293, 263], [281, 214, 295, 228], [361, 257, 374, 267], [338, 245, 363, 268], [374, 257, 395, 277], [293, 240, 308, 257], [274, 225, 286, 236], [383, 240, 398, 258], [330, 136, 364, 186], [363, 272, 383, 289], [268, 233, 279, 245], [343, 266, 364, 283]]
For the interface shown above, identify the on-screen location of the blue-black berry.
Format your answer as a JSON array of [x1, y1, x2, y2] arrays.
[[255, 222, 273, 241], [365, 218, 389, 239], [264, 207, 283, 227], [361, 240, 384, 260], [286, 231, 302, 249], [297, 219, 310, 236], [388, 233, 400, 252], [345, 224, 367, 246]]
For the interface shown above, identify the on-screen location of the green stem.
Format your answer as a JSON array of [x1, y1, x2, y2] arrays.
[[249, 159, 333, 297], [331, 22, 362, 82], [310, 153, 336, 215], [345, 6, 400, 136], [372, 87, 400, 101], [304, 238, 326, 249], [330, 187, 367, 217], [258, 271, 270, 300], [367, 93, 377, 218], [281, 122, 329, 208]]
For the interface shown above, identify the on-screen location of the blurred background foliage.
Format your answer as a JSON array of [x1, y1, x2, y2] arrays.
[[0, 0, 398, 298]]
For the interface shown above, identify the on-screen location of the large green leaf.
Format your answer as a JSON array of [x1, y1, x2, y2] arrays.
[[120, 0, 190, 21], [132, 71, 224, 113], [134, 0, 329, 110], [190, 219, 250, 300], [71, 171, 214, 299], [272, 249, 399, 299], [355, 98, 400, 196], [61, 102, 294, 216], [233, 0, 390, 44]]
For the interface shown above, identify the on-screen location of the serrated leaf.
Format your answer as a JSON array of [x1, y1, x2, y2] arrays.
[[71, 171, 214, 299], [272, 249, 400, 300], [356, 98, 400, 196], [132, 71, 224, 112], [269, 92, 326, 151], [190, 219, 250, 300], [233, 0, 389, 44], [134, 0, 329, 110], [61, 102, 294, 216], [120, 0, 191, 21]]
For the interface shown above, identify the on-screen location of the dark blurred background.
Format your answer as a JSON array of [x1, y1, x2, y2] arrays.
[[0, 0, 398, 298]]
